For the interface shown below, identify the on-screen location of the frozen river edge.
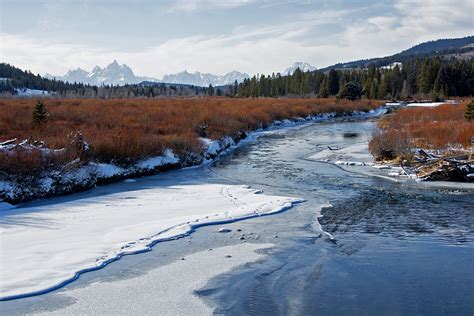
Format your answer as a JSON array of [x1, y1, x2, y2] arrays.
[[0, 184, 302, 301], [1, 108, 391, 302], [0, 107, 387, 205], [2, 105, 473, 315]]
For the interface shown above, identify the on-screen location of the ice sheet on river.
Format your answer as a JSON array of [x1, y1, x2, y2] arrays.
[[309, 143, 373, 165], [0, 183, 301, 300], [37, 243, 273, 315]]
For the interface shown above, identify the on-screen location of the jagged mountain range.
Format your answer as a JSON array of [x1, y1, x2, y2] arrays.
[[45, 60, 319, 87], [45, 61, 155, 86], [46, 61, 251, 87], [161, 70, 249, 87]]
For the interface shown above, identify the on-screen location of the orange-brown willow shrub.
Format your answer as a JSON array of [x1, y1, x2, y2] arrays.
[[369, 100, 474, 161], [1, 97, 380, 176]]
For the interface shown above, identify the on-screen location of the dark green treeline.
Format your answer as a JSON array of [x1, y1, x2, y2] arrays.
[[237, 56, 473, 99]]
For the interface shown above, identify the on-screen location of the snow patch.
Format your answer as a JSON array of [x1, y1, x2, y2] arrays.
[[0, 184, 301, 300], [200, 138, 222, 156], [92, 163, 125, 178], [136, 149, 179, 170], [406, 100, 456, 107], [15, 88, 50, 96]]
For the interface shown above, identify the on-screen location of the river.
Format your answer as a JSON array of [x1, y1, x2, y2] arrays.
[[2, 117, 473, 315]]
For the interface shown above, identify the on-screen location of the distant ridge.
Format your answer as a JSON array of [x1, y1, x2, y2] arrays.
[[320, 35, 474, 72], [45, 60, 157, 86], [47, 62, 250, 87], [282, 62, 317, 75], [162, 70, 249, 87]]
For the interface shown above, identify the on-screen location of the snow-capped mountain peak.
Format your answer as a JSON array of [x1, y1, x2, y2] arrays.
[[46, 61, 150, 86], [90, 66, 102, 75], [161, 70, 249, 86], [283, 62, 317, 75], [87, 61, 137, 85], [45, 62, 249, 87]]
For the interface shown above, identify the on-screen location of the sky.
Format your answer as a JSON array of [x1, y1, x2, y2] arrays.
[[0, 0, 473, 78]]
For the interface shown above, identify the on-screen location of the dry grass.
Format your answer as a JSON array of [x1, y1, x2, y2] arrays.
[[369, 99, 474, 160], [0, 97, 381, 176]]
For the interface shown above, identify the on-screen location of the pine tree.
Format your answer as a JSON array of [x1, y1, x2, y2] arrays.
[[301, 72, 311, 95], [340, 81, 363, 100], [378, 74, 390, 99], [233, 80, 238, 96], [318, 77, 329, 98], [327, 69, 339, 95], [465, 101, 474, 120], [433, 66, 448, 95], [417, 59, 431, 94], [369, 80, 378, 99], [249, 76, 258, 97], [207, 84, 215, 96], [398, 80, 407, 99], [32, 100, 48, 125]]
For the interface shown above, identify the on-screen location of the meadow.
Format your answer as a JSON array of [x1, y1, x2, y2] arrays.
[[369, 99, 474, 161], [0, 97, 381, 178]]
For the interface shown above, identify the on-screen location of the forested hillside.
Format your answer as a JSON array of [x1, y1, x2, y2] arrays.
[[237, 56, 473, 99], [0, 63, 88, 95], [0, 64, 218, 98], [321, 36, 474, 71]]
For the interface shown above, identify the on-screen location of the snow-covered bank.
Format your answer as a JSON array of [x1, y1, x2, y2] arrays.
[[0, 106, 389, 204], [14, 88, 51, 97], [0, 145, 181, 204], [406, 100, 457, 107], [37, 243, 273, 315], [386, 100, 458, 108], [308, 132, 474, 187], [0, 184, 301, 300]]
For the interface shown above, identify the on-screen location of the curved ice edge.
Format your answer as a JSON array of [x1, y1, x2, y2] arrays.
[[0, 198, 305, 301], [314, 203, 337, 243], [1, 106, 387, 299], [202, 106, 390, 165]]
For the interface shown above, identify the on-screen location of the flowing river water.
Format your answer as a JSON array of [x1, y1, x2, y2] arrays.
[[2, 118, 473, 315]]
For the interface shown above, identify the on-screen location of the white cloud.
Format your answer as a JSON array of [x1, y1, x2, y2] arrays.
[[1, 0, 472, 78], [340, 0, 473, 55], [168, 0, 256, 13]]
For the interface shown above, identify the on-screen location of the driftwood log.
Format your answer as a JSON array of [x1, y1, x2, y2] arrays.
[[414, 154, 473, 182]]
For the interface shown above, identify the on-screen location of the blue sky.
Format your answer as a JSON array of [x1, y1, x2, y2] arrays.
[[1, 0, 472, 77]]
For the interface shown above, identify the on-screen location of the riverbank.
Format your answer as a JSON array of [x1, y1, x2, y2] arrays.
[[3, 116, 472, 315], [0, 99, 384, 204], [0, 183, 301, 301], [368, 99, 474, 181], [307, 126, 474, 189]]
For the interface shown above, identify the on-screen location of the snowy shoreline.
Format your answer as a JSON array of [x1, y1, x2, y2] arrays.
[[0, 106, 388, 206], [0, 184, 301, 301], [307, 139, 474, 189], [0, 106, 391, 302], [3, 106, 471, 315]]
